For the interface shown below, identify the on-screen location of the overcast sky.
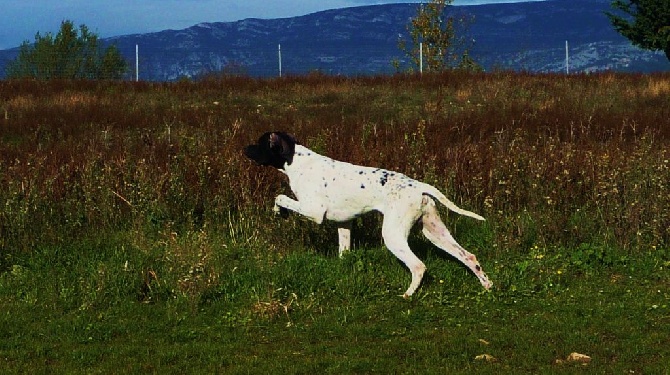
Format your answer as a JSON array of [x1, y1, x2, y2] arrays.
[[0, 0, 546, 49]]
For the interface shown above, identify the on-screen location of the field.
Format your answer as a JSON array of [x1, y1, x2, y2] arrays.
[[1, 72, 669, 373]]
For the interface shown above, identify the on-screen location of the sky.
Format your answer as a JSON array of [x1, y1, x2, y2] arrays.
[[0, 0, 545, 50]]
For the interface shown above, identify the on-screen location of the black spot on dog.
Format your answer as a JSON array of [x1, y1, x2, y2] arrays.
[[380, 176, 388, 186], [360, 184, 366, 189]]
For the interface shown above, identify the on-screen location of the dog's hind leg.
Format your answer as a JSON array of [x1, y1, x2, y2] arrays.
[[381, 213, 426, 298], [337, 221, 352, 257], [421, 196, 492, 290]]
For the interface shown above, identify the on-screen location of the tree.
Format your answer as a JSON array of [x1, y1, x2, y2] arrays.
[[6, 20, 127, 79], [606, 0, 670, 62], [396, 0, 480, 72]]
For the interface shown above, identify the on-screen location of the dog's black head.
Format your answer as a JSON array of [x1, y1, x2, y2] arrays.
[[244, 132, 298, 169]]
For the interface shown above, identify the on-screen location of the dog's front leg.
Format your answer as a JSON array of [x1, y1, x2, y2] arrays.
[[272, 201, 290, 218], [274, 194, 326, 224]]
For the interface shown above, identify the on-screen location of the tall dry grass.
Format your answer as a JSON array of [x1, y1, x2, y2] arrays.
[[0, 73, 668, 266]]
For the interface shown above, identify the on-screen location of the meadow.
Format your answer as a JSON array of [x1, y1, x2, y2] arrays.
[[0, 72, 669, 373]]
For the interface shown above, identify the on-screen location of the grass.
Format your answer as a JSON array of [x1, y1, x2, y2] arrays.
[[1, 72, 669, 373], [1, 233, 668, 373]]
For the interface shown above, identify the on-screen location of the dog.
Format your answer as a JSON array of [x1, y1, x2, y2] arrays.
[[244, 131, 492, 297]]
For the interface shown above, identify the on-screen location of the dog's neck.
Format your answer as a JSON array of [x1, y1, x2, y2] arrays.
[[293, 144, 316, 158], [281, 144, 335, 177]]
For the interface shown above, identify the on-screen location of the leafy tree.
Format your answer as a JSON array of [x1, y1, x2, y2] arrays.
[[396, 0, 480, 72], [6, 20, 127, 79], [606, 0, 670, 62]]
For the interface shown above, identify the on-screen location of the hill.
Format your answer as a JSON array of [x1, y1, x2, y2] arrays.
[[1, 0, 667, 80]]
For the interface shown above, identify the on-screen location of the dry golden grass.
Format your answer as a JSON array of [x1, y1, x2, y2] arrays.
[[646, 77, 670, 97], [0, 72, 668, 256]]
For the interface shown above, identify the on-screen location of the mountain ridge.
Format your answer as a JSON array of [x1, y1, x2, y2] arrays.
[[1, 0, 667, 80]]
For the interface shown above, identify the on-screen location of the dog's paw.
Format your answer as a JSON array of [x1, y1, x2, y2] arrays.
[[273, 205, 290, 219]]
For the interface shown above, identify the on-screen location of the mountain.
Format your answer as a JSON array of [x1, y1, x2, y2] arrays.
[[1, 0, 667, 80]]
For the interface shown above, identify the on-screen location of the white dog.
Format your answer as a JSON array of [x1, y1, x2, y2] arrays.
[[245, 132, 492, 297]]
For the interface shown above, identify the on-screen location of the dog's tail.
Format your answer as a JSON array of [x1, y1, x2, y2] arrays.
[[420, 183, 485, 221]]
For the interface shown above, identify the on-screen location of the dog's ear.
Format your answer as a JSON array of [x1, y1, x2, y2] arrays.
[[244, 132, 298, 169], [269, 132, 297, 166]]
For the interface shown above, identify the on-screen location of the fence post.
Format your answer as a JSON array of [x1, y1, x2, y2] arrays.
[[565, 40, 569, 74], [135, 44, 139, 81], [278, 44, 282, 77], [419, 42, 423, 74]]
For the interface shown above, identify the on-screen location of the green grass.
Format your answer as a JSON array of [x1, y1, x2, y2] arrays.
[[1, 230, 668, 373], [1, 73, 669, 373]]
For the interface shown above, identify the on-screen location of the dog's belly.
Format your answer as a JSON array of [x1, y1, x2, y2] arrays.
[[324, 206, 373, 222], [321, 191, 380, 222]]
